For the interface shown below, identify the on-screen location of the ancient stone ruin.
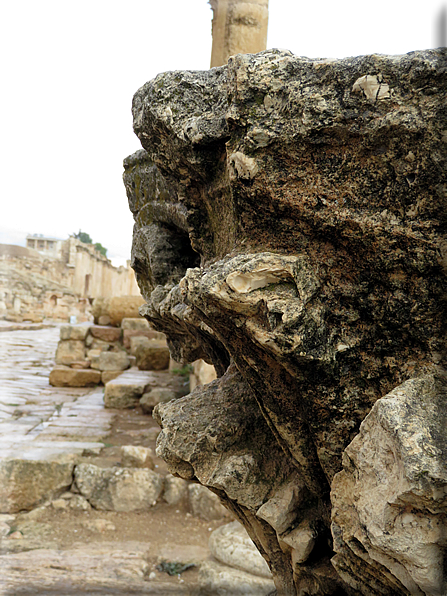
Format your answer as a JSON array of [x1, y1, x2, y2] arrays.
[[123, 48, 447, 595]]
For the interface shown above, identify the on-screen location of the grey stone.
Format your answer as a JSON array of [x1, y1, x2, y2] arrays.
[[209, 521, 272, 578], [199, 560, 275, 596], [0, 456, 74, 513], [140, 388, 176, 413], [55, 340, 85, 365], [135, 340, 170, 371], [125, 48, 447, 596], [60, 325, 89, 341], [188, 484, 228, 521], [74, 463, 164, 511], [280, 519, 316, 564], [163, 474, 189, 506], [91, 351, 129, 372], [256, 473, 306, 534], [121, 317, 149, 330], [120, 445, 154, 469], [332, 373, 447, 596]]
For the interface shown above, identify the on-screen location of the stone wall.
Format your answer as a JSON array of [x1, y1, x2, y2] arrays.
[[0, 238, 140, 323], [124, 49, 447, 595]]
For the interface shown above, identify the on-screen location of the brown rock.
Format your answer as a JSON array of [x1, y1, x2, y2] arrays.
[[101, 371, 123, 384], [122, 328, 165, 350], [135, 340, 170, 371], [49, 366, 101, 387], [108, 296, 145, 327], [98, 315, 111, 325], [60, 325, 89, 341], [91, 351, 130, 372], [55, 340, 86, 365], [89, 325, 122, 343], [121, 317, 149, 330], [69, 360, 91, 369]]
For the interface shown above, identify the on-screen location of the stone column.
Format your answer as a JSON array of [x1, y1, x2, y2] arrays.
[[210, 0, 269, 67]]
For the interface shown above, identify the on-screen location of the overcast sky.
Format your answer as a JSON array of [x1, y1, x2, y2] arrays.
[[1, 0, 445, 266]]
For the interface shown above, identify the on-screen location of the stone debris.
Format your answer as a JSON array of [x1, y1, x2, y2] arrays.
[[135, 340, 170, 370], [140, 387, 176, 413], [199, 560, 275, 596], [103, 369, 155, 408], [74, 463, 164, 512], [209, 521, 272, 578], [120, 445, 155, 469], [188, 484, 229, 522], [163, 474, 189, 506]]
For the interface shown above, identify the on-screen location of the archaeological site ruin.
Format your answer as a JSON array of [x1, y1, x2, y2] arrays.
[[122, 3, 447, 593]]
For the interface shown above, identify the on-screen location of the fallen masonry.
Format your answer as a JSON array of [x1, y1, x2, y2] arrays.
[[124, 48, 447, 595]]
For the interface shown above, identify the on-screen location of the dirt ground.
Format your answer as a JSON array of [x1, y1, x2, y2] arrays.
[[6, 404, 232, 594]]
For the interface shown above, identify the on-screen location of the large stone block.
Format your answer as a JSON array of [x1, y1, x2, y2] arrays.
[[60, 325, 89, 341], [209, 521, 272, 578], [0, 456, 74, 513], [103, 370, 152, 409], [55, 340, 85, 365], [89, 325, 122, 343], [74, 463, 163, 511], [199, 560, 275, 596], [122, 328, 165, 350], [121, 317, 149, 330], [91, 351, 130, 372], [188, 484, 228, 521], [49, 366, 101, 387], [135, 340, 170, 371], [108, 296, 145, 326]]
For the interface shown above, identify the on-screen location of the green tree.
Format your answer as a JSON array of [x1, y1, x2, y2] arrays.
[[73, 231, 108, 257], [94, 242, 107, 257], [73, 230, 92, 244]]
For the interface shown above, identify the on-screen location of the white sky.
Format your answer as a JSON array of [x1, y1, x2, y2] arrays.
[[1, 0, 445, 266]]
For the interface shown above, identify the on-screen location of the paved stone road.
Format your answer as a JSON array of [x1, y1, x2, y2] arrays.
[[0, 324, 114, 462]]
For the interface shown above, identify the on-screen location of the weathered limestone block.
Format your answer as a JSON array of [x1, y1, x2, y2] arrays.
[[90, 351, 130, 372], [101, 370, 122, 384], [188, 483, 228, 521], [55, 340, 85, 365], [60, 325, 89, 341], [163, 474, 189, 506], [121, 317, 149, 330], [199, 560, 275, 596], [74, 463, 163, 511], [331, 373, 447, 596], [140, 387, 176, 413], [49, 365, 101, 387], [91, 296, 145, 326], [209, 521, 272, 578], [135, 340, 170, 370], [125, 49, 446, 596], [103, 370, 152, 408], [123, 328, 165, 350], [89, 325, 122, 343], [108, 296, 145, 327], [120, 445, 154, 469], [0, 456, 74, 513]]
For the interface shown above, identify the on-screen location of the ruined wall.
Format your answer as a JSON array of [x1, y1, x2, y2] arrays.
[[124, 49, 447, 595], [0, 239, 140, 323], [65, 237, 140, 298]]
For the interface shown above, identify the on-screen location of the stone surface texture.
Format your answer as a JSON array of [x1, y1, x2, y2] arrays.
[[74, 463, 164, 512], [209, 520, 272, 578], [124, 49, 447, 595]]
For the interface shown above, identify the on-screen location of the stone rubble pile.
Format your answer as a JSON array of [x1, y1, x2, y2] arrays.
[[49, 318, 169, 387]]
